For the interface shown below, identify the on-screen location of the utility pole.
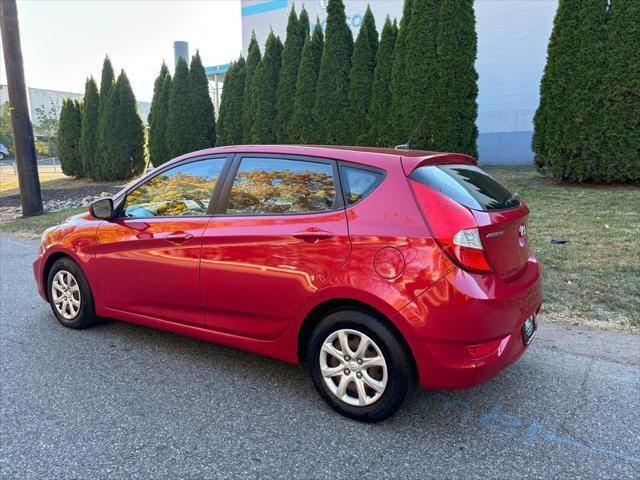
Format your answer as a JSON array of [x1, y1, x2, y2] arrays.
[[0, 0, 43, 216]]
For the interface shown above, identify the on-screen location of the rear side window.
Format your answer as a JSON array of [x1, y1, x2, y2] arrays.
[[341, 166, 384, 205], [410, 164, 519, 211], [226, 157, 337, 215]]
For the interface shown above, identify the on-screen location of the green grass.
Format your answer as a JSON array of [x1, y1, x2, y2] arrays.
[[1, 167, 638, 330], [0, 207, 85, 238], [485, 166, 640, 329]]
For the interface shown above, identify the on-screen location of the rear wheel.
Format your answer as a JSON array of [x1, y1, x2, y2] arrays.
[[47, 257, 98, 329], [307, 309, 415, 422]]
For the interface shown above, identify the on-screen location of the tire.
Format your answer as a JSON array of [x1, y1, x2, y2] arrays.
[[0, 153, 5, 160], [307, 309, 416, 422], [47, 257, 99, 329]]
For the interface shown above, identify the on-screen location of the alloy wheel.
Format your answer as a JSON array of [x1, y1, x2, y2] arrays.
[[319, 328, 388, 406], [51, 270, 81, 320]]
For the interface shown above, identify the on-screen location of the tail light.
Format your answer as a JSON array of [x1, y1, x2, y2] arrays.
[[409, 179, 493, 274]]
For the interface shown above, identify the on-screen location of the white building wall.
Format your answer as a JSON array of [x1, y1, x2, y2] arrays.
[[240, 0, 558, 164], [0, 85, 151, 127]]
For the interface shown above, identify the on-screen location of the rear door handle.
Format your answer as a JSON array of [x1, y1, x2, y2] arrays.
[[164, 232, 193, 244], [292, 230, 334, 243]]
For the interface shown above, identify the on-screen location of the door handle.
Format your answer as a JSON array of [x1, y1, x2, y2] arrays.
[[164, 232, 193, 244], [292, 230, 334, 243]]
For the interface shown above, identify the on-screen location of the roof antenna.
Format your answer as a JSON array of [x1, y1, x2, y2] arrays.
[[395, 115, 427, 150]]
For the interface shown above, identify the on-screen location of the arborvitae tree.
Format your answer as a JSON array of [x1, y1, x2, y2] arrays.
[[242, 32, 262, 143], [313, 0, 354, 144], [600, 0, 640, 182], [390, 0, 415, 144], [367, 17, 398, 147], [548, 0, 608, 182], [532, 0, 607, 181], [346, 6, 378, 145], [403, 0, 439, 150], [275, 6, 305, 143], [188, 51, 217, 150], [432, 0, 478, 157], [80, 77, 99, 177], [98, 55, 115, 115], [58, 98, 83, 177], [290, 21, 325, 144], [96, 71, 146, 180], [166, 57, 192, 158], [251, 32, 283, 143], [217, 57, 246, 146], [149, 62, 172, 166], [298, 6, 310, 38]]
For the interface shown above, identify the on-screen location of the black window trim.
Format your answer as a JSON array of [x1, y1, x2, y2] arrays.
[[213, 153, 345, 217], [338, 161, 387, 208], [114, 154, 234, 219]]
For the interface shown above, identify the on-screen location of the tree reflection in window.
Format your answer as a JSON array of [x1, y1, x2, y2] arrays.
[[124, 159, 225, 217], [227, 158, 336, 215]]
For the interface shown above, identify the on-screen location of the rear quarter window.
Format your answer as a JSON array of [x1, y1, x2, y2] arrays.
[[409, 164, 519, 211], [341, 165, 384, 205]]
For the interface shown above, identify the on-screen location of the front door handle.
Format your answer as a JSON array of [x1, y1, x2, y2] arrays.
[[292, 230, 334, 243], [164, 232, 193, 244]]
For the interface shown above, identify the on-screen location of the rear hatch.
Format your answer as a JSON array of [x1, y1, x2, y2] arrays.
[[408, 163, 530, 278]]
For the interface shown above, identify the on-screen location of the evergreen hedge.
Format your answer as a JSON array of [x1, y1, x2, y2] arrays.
[[188, 51, 217, 150], [275, 6, 305, 143], [98, 56, 115, 115], [166, 57, 192, 158], [290, 21, 324, 144], [600, 0, 639, 182], [58, 98, 83, 177], [390, 0, 415, 145], [251, 32, 283, 144], [79, 77, 99, 177], [345, 6, 378, 145], [432, 0, 478, 157], [149, 63, 172, 166], [367, 17, 397, 147], [242, 33, 262, 143], [403, 0, 439, 150], [217, 57, 246, 146], [313, 0, 353, 144], [96, 71, 146, 180]]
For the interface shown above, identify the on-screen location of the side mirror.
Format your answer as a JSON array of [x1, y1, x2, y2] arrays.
[[89, 198, 115, 220]]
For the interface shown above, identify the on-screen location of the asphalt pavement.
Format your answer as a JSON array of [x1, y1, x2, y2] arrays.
[[1, 234, 639, 479]]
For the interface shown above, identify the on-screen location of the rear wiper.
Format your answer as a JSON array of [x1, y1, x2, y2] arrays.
[[505, 192, 520, 207]]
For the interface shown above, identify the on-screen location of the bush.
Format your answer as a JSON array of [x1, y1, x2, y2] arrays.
[[80, 77, 99, 177], [96, 71, 146, 180], [149, 63, 172, 166], [251, 31, 283, 144], [57, 98, 83, 177], [312, 0, 353, 144]]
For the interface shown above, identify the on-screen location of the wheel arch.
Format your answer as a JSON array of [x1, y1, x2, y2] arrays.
[[41, 250, 89, 301], [296, 298, 418, 377]]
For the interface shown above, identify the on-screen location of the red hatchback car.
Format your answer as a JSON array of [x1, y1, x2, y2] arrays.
[[34, 145, 542, 421]]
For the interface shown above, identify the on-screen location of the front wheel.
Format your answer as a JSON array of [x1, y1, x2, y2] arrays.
[[47, 257, 99, 329], [307, 309, 415, 422]]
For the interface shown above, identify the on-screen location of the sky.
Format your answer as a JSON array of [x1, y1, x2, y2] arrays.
[[0, 0, 243, 102]]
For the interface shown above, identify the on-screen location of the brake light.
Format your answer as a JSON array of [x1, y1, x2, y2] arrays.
[[409, 179, 493, 274]]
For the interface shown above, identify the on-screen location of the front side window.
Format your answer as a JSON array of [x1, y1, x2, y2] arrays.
[[226, 157, 337, 215], [123, 158, 226, 218]]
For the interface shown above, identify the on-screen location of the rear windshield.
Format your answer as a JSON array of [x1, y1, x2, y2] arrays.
[[410, 164, 519, 211]]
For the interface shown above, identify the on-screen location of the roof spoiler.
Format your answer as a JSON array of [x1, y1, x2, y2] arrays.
[[400, 153, 477, 176]]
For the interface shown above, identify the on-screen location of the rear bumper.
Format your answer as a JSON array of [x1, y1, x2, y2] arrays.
[[399, 254, 542, 389]]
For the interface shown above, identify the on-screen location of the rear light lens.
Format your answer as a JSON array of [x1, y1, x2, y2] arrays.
[[452, 228, 492, 272], [409, 179, 493, 274]]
